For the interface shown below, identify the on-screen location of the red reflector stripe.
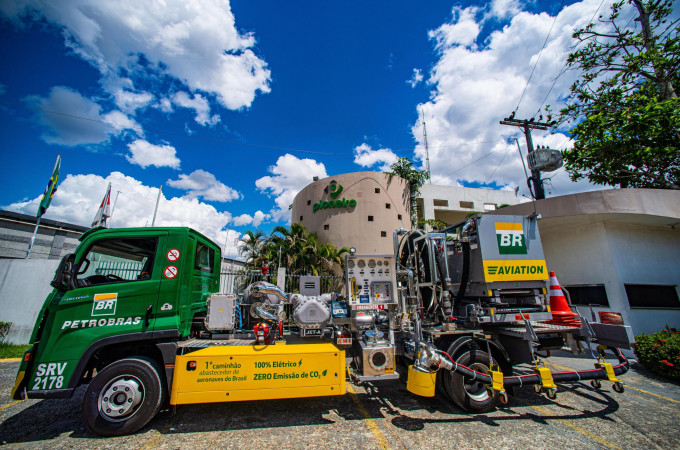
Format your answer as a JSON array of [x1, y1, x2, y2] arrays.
[[515, 314, 531, 320]]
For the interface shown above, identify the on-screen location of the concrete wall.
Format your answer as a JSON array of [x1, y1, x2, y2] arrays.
[[0, 259, 60, 344]]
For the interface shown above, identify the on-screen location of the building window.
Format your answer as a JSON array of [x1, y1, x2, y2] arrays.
[[564, 285, 609, 306], [625, 284, 680, 309], [307, 200, 311, 206], [385, 203, 391, 209], [484, 203, 497, 211], [460, 201, 474, 209], [368, 216, 374, 222], [300, 216, 303, 221], [398, 214, 402, 220], [381, 231, 387, 237], [433, 199, 448, 207], [375, 188, 380, 193], [323, 224, 329, 230]]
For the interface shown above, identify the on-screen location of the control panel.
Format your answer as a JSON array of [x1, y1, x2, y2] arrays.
[[345, 254, 397, 306]]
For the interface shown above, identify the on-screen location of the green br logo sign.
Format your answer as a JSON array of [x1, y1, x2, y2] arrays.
[[495, 222, 527, 255]]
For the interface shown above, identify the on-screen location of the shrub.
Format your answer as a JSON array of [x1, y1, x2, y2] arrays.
[[632, 325, 680, 382]]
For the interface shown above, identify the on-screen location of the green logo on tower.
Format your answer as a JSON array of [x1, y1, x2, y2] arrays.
[[329, 182, 343, 199], [313, 181, 357, 213]]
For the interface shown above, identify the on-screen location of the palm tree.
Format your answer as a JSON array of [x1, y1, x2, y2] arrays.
[[237, 230, 267, 269]]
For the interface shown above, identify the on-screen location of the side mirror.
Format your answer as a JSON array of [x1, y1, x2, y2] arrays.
[[51, 253, 76, 291]]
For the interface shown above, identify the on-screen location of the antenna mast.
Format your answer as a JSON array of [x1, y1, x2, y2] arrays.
[[421, 107, 432, 183]]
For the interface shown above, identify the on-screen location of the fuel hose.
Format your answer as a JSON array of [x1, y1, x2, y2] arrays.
[[437, 346, 629, 386]]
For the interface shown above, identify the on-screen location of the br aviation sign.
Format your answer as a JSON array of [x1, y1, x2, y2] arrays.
[[477, 216, 548, 282]]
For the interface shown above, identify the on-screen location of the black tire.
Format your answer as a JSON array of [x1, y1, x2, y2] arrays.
[[441, 349, 499, 413], [82, 357, 165, 436]]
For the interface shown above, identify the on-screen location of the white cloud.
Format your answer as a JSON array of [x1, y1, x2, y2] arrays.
[[353, 143, 398, 172], [232, 210, 269, 227], [1, 0, 271, 110], [429, 7, 481, 48], [488, 0, 521, 19], [171, 91, 220, 126], [126, 139, 180, 169], [157, 97, 173, 113], [114, 90, 154, 114], [167, 169, 240, 202], [407, 68, 424, 88], [255, 154, 328, 222], [2, 170, 252, 255], [24, 86, 140, 146], [414, 0, 615, 198]]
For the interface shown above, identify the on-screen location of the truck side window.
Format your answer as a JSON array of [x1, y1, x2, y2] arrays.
[[195, 242, 214, 273], [76, 237, 158, 287]]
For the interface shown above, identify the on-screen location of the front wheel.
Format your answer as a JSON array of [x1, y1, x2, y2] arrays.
[[441, 348, 499, 413], [82, 357, 165, 436]]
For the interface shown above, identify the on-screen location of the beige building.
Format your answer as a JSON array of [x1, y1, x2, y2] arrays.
[[291, 172, 410, 253]]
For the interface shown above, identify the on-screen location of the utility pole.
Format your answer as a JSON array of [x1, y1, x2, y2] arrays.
[[499, 115, 551, 199]]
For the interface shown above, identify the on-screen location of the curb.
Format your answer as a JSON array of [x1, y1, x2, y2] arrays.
[[0, 358, 21, 363]]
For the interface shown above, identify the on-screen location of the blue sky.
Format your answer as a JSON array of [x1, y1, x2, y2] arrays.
[[0, 0, 625, 255]]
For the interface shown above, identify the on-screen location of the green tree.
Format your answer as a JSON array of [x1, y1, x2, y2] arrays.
[[552, 0, 679, 189], [236, 230, 267, 269], [386, 157, 430, 227], [265, 223, 349, 276]]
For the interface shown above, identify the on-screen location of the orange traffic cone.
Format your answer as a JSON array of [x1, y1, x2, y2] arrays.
[[546, 271, 581, 327]]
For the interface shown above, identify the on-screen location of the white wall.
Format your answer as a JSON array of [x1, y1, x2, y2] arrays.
[[420, 184, 520, 223], [538, 220, 680, 335], [0, 259, 60, 344], [605, 222, 680, 334]]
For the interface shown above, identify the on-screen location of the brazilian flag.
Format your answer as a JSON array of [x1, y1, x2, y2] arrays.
[[37, 155, 61, 217]]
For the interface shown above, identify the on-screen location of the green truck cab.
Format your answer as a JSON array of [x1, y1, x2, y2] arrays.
[[12, 226, 220, 432]]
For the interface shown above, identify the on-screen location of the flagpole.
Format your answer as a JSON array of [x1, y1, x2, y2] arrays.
[[25, 216, 42, 259], [151, 184, 162, 227]]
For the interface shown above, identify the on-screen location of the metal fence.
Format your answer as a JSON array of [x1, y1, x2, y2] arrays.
[[95, 261, 144, 280], [219, 272, 345, 297]]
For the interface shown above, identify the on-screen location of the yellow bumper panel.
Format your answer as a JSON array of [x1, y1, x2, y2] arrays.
[[170, 343, 346, 405]]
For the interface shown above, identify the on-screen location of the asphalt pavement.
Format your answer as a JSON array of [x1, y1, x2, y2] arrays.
[[1, 352, 679, 449]]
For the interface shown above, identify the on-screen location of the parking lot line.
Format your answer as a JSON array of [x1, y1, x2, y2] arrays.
[[545, 361, 679, 404], [347, 384, 391, 450], [0, 400, 22, 412], [528, 403, 621, 449]]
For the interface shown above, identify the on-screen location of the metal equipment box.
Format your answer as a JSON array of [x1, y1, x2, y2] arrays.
[[205, 294, 235, 331]]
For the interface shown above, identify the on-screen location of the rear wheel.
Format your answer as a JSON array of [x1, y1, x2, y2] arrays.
[[441, 348, 499, 413], [82, 357, 165, 436]]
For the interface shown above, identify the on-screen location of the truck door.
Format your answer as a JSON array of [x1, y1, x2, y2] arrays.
[[49, 233, 168, 348]]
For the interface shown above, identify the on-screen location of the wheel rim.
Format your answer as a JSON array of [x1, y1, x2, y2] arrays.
[[464, 362, 491, 401], [98, 375, 144, 422]]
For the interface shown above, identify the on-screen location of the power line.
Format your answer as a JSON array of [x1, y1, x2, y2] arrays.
[[3, 98, 506, 157], [444, 150, 496, 178], [514, 0, 566, 112]]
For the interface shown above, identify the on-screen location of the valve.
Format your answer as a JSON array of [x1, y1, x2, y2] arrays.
[[253, 322, 271, 345], [486, 364, 506, 403]]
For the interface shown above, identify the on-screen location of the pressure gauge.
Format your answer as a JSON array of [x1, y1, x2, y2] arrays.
[[357, 259, 366, 268], [384, 260, 390, 267], [377, 260, 382, 266], [348, 260, 355, 268], [368, 259, 376, 268]]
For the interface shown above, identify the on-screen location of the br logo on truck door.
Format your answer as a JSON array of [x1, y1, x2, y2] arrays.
[[92, 293, 118, 316], [495, 222, 527, 255]]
